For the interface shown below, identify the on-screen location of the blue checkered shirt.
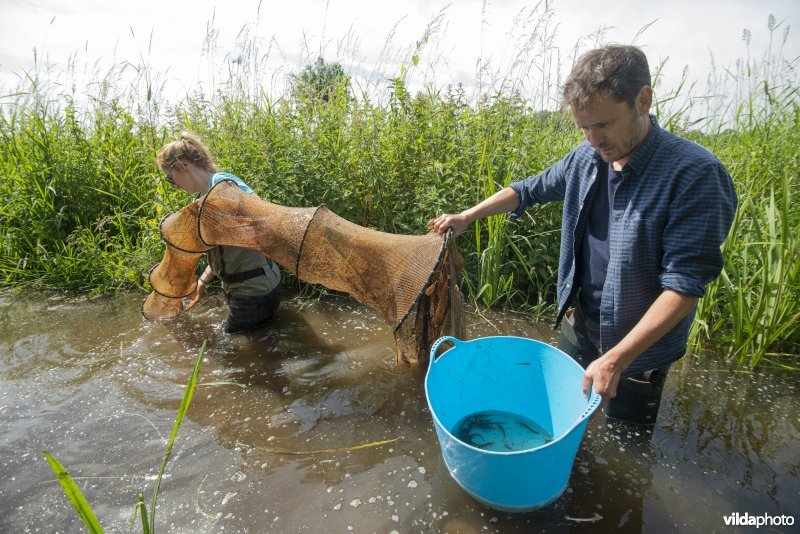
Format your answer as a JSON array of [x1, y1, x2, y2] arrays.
[[509, 116, 737, 375]]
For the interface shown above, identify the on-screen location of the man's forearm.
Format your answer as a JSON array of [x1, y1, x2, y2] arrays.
[[432, 186, 520, 237], [460, 187, 520, 223], [604, 289, 698, 373], [583, 289, 698, 399]]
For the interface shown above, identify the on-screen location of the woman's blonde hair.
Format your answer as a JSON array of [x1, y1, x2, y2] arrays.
[[156, 132, 220, 173]]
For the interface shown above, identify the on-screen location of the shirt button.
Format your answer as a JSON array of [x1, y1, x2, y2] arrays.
[[566, 284, 571, 289]]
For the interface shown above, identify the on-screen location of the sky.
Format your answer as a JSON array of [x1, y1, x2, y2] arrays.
[[1, 0, 798, 111]]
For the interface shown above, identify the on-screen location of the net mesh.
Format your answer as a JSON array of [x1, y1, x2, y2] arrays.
[[148, 244, 202, 299], [197, 181, 317, 272], [297, 206, 445, 327], [159, 202, 209, 253], [142, 180, 462, 363]]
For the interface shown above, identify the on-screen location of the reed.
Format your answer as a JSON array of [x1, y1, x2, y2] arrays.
[[685, 18, 800, 366], [0, 14, 797, 367]]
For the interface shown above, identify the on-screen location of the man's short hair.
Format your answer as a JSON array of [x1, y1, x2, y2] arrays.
[[561, 45, 651, 111]]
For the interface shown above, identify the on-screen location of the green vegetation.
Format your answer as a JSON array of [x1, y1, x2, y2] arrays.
[[290, 56, 353, 104], [0, 19, 797, 368]]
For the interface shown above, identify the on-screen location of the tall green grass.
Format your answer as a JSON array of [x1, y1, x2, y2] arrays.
[[0, 79, 172, 293], [685, 19, 800, 367], [688, 121, 800, 367], [0, 16, 797, 367]]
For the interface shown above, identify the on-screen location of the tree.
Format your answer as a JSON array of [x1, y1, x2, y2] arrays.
[[290, 57, 351, 104]]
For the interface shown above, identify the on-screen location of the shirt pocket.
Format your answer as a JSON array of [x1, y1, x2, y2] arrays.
[[620, 214, 663, 279]]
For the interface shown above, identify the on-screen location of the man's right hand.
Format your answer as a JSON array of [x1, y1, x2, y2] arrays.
[[427, 186, 520, 238], [429, 212, 470, 237]]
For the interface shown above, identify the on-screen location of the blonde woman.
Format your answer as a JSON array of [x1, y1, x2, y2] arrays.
[[156, 133, 283, 333]]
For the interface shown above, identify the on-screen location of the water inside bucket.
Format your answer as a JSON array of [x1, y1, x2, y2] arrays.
[[452, 410, 554, 452]]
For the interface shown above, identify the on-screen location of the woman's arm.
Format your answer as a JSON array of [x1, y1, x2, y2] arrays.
[[183, 265, 215, 312]]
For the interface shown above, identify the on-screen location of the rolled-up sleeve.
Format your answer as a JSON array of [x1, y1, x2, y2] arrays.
[[508, 152, 572, 218], [659, 162, 738, 296]]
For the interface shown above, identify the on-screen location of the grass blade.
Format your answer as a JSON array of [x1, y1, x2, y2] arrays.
[[42, 450, 105, 534], [132, 494, 150, 534], [255, 437, 400, 455], [148, 341, 206, 533]]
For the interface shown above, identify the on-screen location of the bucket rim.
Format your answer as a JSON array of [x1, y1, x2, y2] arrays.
[[429, 335, 584, 371], [425, 335, 602, 456]]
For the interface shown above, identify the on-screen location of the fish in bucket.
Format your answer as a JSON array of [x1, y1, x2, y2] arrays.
[[425, 335, 601, 512]]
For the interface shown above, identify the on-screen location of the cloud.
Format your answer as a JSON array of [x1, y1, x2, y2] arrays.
[[1, 0, 797, 107]]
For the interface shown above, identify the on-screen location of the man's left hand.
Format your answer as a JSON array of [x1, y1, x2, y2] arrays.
[[583, 354, 622, 401]]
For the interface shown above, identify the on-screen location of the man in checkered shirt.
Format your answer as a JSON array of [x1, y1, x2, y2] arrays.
[[432, 44, 737, 426]]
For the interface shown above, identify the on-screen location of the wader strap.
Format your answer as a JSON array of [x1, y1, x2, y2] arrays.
[[219, 267, 266, 284]]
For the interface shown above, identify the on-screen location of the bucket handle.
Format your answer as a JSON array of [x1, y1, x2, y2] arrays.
[[428, 336, 461, 371], [580, 387, 603, 420]]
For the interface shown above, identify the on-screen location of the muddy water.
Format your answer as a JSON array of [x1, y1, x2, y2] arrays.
[[0, 291, 798, 533]]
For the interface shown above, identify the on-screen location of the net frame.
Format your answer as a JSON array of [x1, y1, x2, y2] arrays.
[[142, 179, 462, 362]]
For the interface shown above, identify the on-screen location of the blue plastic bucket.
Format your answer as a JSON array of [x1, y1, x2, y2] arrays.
[[425, 336, 601, 512]]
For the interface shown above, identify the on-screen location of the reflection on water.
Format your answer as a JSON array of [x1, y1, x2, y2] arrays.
[[0, 290, 798, 533]]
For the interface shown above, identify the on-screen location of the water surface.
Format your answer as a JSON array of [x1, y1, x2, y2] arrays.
[[453, 410, 553, 452], [0, 291, 797, 533]]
